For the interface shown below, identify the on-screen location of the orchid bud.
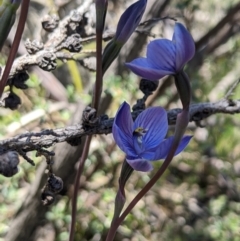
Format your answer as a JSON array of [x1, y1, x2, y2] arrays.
[[113, 160, 133, 221], [96, 0, 108, 32], [102, 0, 147, 74], [115, 0, 147, 44], [102, 40, 122, 74]]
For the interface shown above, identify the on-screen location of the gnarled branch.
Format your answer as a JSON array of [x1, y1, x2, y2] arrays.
[[0, 98, 239, 155]]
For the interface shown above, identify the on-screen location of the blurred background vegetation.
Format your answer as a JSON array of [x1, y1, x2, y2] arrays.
[[0, 0, 240, 240]]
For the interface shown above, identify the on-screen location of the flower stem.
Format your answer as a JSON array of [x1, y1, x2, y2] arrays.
[[105, 137, 182, 241], [174, 71, 192, 109], [106, 71, 192, 241], [111, 161, 133, 222], [69, 135, 92, 241], [92, 0, 106, 111], [69, 2, 106, 240], [92, 23, 103, 111]]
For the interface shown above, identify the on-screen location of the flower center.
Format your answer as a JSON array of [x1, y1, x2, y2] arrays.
[[133, 127, 148, 147]]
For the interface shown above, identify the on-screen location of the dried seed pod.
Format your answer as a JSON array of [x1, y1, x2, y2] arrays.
[[82, 106, 99, 127], [37, 52, 57, 71], [132, 99, 145, 112], [7, 72, 29, 89], [47, 174, 63, 194], [3, 92, 21, 110], [139, 79, 159, 95], [63, 34, 82, 52], [0, 151, 20, 177], [66, 137, 82, 146], [25, 39, 44, 54], [41, 14, 59, 32], [70, 10, 82, 23], [41, 190, 55, 206]]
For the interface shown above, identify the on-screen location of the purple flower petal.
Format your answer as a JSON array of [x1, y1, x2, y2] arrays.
[[113, 102, 136, 157], [173, 23, 195, 71], [115, 0, 147, 43], [114, 126, 137, 157], [126, 158, 153, 172], [175, 135, 192, 155], [152, 135, 192, 160], [147, 39, 176, 71], [133, 107, 168, 152], [140, 146, 158, 159], [126, 58, 174, 81]]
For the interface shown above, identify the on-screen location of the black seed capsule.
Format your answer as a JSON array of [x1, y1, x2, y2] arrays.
[[41, 14, 59, 32], [0, 151, 20, 177], [7, 72, 29, 89], [47, 174, 63, 194], [139, 79, 159, 95], [41, 190, 55, 206], [67, 137, 81, 146], [4, 92, 21, 110]]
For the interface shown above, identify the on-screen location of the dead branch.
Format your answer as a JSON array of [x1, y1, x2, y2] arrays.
[[0, 98, 239, 156]]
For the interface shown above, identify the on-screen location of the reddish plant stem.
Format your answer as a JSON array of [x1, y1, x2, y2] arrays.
[[92, 18, 103, 112], [69, 135, 92, 241], [68, 2, 105, 240], [105, 138, 180, 241], [106, 74, 192, 240], [0, 0, 30, 98]]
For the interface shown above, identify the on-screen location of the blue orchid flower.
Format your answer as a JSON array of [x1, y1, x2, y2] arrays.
[[125, 23, 195, 81], [112, 102, 192, 172]]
